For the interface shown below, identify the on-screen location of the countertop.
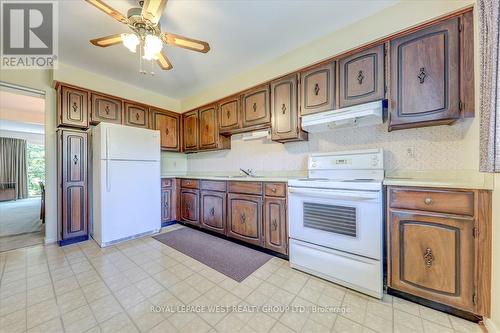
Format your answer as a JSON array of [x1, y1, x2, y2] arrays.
[[160, 171, 307, 183], [383, 170, 495, 190]]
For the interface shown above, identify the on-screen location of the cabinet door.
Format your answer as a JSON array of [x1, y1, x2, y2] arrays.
[[242, 85, 271, 128], [200, 190, 226, 234], [271, 74, 307, 142], [180, 189, 199, 225], [152, 109, 181, 151], [264, 198, 287, 254], [59, 86, 89, 128], [227, 193, 262, 246], [199, 105, 218, 149], [59, 130, 88, 240], [218, 96, 241, 134], [90, 93, 122, 124], [339, 45, 385, 108], [389, 211, 475, 312], [389, 18, 460, 130], [300, 62, 336, 115], [124, 102, 149, 128], [183, 110, 199, 151], [161, 188, 172, 223]]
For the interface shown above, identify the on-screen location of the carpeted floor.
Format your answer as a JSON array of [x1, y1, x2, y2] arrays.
[[0, 197, 44, 252], [0, 197, 42, 236]]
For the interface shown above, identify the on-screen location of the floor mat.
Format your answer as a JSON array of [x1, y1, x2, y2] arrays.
[[154, 227, 272, 282]]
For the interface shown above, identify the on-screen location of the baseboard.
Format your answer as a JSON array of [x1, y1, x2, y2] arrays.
[[484, 318, 500, 333], [161, 220, 177, 227], [44, 237, 57, 244]]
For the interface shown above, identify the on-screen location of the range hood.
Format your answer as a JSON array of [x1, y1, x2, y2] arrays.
[[301, 100, 385, 133]]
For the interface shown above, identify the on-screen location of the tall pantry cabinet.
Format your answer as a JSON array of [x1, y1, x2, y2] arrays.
[[56, 83, 90, 244]]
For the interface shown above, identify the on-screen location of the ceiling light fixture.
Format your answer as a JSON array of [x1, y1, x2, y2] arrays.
[[121, 33, 140, 53], [143, 34, 162, 60]]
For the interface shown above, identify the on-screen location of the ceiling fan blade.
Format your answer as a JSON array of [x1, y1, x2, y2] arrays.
[[90, 33, 123, 47], [157, 52, 173, 70], [161, 32, 210, 53], [141, 0, 167, 25], [85, 0, 127, 23]]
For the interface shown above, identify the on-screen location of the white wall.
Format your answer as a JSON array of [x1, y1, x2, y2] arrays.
[[0, 130, 45, 146]]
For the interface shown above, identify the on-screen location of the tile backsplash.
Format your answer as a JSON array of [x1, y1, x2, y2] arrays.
[[186, 120, 476, 172]]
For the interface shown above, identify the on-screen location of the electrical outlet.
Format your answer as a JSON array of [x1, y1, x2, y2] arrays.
[[406, 147, 416, 159]]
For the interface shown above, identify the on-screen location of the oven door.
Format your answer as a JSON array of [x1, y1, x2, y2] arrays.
[[288, 186, 382, 260]]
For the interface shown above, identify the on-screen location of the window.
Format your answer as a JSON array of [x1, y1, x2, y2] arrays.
[[27, 143, 45, 196]]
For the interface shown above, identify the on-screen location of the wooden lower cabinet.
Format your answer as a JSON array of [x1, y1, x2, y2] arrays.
[[200, 190, 226, 234], [389, 211, 475, 311], [227, 193, 263, 246], [161, 188, 172, 223], [57, 129, 88, 243], [264, 198, 287, 254], [387, 186, 491, 316], [180, 189, 199, 226]]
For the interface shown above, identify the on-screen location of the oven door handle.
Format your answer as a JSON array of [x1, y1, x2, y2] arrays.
[[288, 187, 380, 200]]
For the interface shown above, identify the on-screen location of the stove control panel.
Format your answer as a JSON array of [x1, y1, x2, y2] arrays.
[[308, 149, 384, 170]]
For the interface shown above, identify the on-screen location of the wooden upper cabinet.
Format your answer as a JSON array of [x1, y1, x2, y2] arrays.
[[200, 190, 226, 235], [218, 95, 241, 134], [58, 129, 88, 240], [199, 104, 218, 149], [227, 193, 263, 246], [300, 61, 336, 115], [389, 211, 475, 312], [242, 84, 271, 128], [90, 93, 122, 125], [389, 17, 460, 131], [264, 197, 287, 254], [183, 110, 199, 152], [339, 45, 385, 108], [59, 85, 89, 128], [271, 74, 308, 142], [151, 109, 181, 151], [124, 102, 149, 128]]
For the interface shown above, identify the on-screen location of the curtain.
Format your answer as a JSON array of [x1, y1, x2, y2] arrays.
[[0, 137, 28, 199], [479, 0, 500, 172]]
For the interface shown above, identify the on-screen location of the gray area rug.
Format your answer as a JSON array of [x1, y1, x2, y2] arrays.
[[153, 227, 272, 282], [0, 197, 42, 237]]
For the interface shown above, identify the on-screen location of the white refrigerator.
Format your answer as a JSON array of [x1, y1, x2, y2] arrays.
[[91, 123, 161, 247]]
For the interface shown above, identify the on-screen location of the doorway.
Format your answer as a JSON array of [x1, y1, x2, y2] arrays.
[[0, 87, 46, 252]]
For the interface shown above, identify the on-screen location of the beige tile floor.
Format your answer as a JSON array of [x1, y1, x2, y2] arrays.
[[0, 224, 484, 333]]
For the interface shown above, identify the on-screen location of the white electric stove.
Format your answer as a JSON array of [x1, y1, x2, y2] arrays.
[[288, 149, 384, 298]]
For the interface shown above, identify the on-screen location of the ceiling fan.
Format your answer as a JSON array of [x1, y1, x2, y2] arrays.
[[86, 0, 210, 74]]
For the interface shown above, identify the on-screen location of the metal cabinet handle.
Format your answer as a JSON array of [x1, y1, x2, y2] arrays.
[[135, 113, 140, 121], [314, 83, 320, 95], [240, 213, 246, 223], [72, 102, 78, 112], [73, 155, 78, 165], [164, 201, 169, 208], [424, 197, 433, 205], [165, 128, 169, 135], [272, 218, 278, 231], [104, 105, 110, 115], [209, 207, 215, 216], [418, 67, 427, 84], [281, 104, 286, 115], [252, 103, 257, 112], [271, 187, 277, 193], [357, 70, 364, 85], [424, 248, 434, 268], [226, 110, 231, 119]]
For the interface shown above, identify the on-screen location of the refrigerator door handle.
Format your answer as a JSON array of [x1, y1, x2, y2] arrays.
[[106, 160, 110, 192]]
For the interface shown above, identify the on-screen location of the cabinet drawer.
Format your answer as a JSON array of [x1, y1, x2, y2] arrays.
[[161, 178, 173, 188], [228, 181, 262, 195], [201, 180, 226, 192], [181, 179, 199, 189], [389, 188, 474, 216], [264, 183, 286, 197]]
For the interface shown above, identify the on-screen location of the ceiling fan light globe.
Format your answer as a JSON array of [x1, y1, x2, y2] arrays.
[[121, 33, 139, 53]]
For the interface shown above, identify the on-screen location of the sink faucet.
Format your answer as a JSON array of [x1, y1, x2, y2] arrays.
[[239, 168, 254, 177]]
